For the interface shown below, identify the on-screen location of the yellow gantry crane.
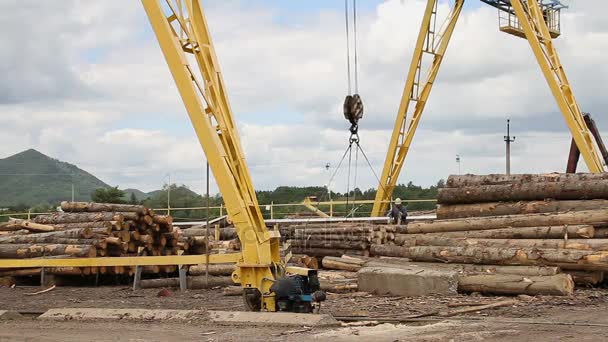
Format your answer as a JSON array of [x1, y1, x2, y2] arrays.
[[371, 0, 605, 217], [142, 0, 323, 312]]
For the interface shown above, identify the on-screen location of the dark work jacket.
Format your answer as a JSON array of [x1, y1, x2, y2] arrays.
[[387, 204, 407, 221]]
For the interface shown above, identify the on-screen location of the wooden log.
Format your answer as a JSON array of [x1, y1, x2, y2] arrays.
[[50, 221, 120, 230], [293, 233, 371, 242], [293, 227, 373, 235], [0, 228, 94, 241], [188, 263, 235, 276], [223, 286, 243, 296], [153, 215, 173, 225], [437, 200, 608, 219], [564, 270, 604, 286], [371, 245, 608, 271], [290, 239, 368, 250], [292, 247, 369, 257], [320, 281, 358, 293], [395, 236, 608, 251], [0, 223, 23, 232], [139, 276, 234, 289], [322, 256, 364, 272], [0, 267, 84, 277], [60, 201, 145, 213], [458, 273, 574, 296], [396, 226, 594, 241], [34, 213, 130, 224], [0, 236, 102, 247], [0, 244, 96, 258], [438, 180, 608, 204], [407, 210, 608, 233], [8, 219, 54, 232], [593, 228, 608, 238], [446, 172, 608, 188]]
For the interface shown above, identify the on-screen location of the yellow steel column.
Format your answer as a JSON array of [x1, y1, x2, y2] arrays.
[[141, 0, 279, 311], [510, 0, 604, 172], [372, 0, 464, 216]]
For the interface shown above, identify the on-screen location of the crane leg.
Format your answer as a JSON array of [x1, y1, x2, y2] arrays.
[[372, 0, 464, 216], [511, 0, 604, 173]]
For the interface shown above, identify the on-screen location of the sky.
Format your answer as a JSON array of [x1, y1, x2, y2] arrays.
[[1, 0, 607, 196]]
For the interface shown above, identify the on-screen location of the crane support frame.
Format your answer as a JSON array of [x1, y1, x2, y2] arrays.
[[509, 0, 604, 172], [372, 0, 604, 216], [371, 0, 464, 217], [142, 0, 280, 311]]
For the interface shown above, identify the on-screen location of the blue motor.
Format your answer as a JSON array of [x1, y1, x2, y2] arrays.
[[270, 273, 326, 313]]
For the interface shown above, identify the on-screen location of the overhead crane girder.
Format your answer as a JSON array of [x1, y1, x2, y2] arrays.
[[371, 0, 604, 217]]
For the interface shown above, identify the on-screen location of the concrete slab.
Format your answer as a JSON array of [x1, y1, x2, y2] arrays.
[[0, 310, 22, 320], [358, 266, 458, 297], [39, 308, 204, 321], [207, 310, 339, 327]]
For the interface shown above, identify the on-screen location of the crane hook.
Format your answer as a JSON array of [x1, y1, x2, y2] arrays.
[[344, 93, 364, 137]]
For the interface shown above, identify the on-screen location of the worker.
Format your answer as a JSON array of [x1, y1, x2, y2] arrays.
[[387, 198, 407, 225]]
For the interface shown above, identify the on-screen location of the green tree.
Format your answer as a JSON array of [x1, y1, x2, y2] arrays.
[[91, 186, 126, 204], [129, 192, 138, 205]]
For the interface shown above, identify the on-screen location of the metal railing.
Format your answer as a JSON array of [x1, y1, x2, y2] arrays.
[[0, 198, 437, 221]]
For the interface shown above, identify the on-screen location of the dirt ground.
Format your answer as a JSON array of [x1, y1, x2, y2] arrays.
[[1, 286, 608, 341]]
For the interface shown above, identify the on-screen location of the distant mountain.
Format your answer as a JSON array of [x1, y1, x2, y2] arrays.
[[123, 188, 151, 201], [0, 149, 110, 208]]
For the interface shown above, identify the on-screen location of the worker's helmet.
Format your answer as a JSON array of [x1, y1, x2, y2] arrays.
[[395, 198, 402, 205]]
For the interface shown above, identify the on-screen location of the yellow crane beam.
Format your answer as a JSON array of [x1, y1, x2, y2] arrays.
[[372, 0, 604, 216], [510, 0, 604, 172], [142, 0, 280, 311], [372, 0, 464, 217]]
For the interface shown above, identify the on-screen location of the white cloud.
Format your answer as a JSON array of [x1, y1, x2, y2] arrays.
[[0, 0, 607, 199]]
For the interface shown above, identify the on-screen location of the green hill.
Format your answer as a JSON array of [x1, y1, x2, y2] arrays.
[[123, 188, 152, 202], [0, 149, 110, 207]]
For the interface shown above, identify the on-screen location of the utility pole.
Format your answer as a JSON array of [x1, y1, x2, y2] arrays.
[[167, 173, 171, 215], [456, 154, 461, 175], [504, 119, 516, 175], [71, 184, 74, 202]]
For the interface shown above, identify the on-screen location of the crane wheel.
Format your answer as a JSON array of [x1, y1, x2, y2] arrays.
[[243, 288, 262, 312]]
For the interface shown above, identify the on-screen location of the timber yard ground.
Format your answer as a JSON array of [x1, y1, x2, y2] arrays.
[[1, 286, 608, 341]]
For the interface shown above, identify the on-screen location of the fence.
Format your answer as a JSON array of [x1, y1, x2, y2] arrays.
[[0, 198, 437, 221]]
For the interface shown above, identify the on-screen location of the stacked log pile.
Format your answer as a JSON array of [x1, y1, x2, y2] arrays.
[[0, 201, 183, 278], [371, 173, 608, 288], [288, 223, 396, 257]]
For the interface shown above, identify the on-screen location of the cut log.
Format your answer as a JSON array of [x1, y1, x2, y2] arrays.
[[8, 219, 54, 232], [438, 180, 608, 204], [396, 225, 594, 241], [437, 200, 608, 219], [458, 273, 574, 296], [0, 236, 102, 247], [139, 276, 234, 289], [293, 227, 372, 235], [293, 233, 371, 242], [292, 247, 369, 257], [564, 270, 604, 286], [290, 239, 368, 250], [222, 286, 243, 296], [395, 236, 608, 251], [60, 201, 145, 213], [446, 172, 608, 188], [0, 244, 96, 258], [0, 228, 93, 241], [50, 221, 120, 230], [188, 263, 235, 276], [320, 282, 358, 293], [322, 256, 363, 272], [407, 210, 608, 233], [371, 245, 608, 271], [153, 215, 173, 225], [34, 213, 132, 224]]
